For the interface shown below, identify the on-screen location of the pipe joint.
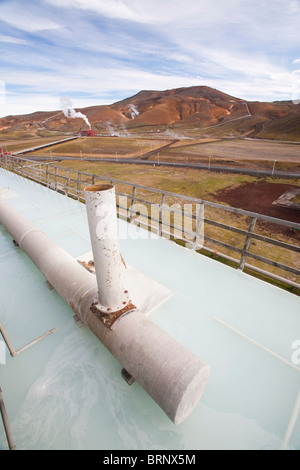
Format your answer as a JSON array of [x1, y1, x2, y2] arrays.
[[90, 299, 137, 330]]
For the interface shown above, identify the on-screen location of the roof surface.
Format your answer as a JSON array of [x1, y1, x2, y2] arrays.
[[0, 168, 299, 450]]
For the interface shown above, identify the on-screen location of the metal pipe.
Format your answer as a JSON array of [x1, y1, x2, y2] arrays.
[[280, 387, 300, 450], [14, 327, 57, 356], [0, 387, 16, 450], [1, 321, 56, 357], [0, 196, 210, 425], [0, 322, 16, 357], [84, 184, 130, 313]]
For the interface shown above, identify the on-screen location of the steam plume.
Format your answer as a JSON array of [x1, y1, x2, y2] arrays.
[[129, 104, 139, 119], [60, 96, 91, 129]]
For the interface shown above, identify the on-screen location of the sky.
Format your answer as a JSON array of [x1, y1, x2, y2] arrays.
[[0, 0, 300, 117]]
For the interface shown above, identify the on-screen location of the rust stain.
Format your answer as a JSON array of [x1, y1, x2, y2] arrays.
[[120, 252, 127, 269], [77, 260, 96, 274], [90, 301, 136, 330]]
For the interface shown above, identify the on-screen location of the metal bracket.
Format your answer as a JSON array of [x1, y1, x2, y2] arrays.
[[46, 280, 54, 290], [73, 314, 85, 328], [121, 368, 135, 386]]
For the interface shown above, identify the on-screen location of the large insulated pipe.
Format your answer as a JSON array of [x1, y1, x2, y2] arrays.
[[0, 194, 210, 425]]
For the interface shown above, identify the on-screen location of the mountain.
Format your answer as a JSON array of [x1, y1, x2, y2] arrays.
[[1, 86, 300, 140]]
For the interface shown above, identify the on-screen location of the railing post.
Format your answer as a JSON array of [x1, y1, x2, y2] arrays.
[[239, 217, 257, 271], [77, 171, 81, 199], [54, 166, 58, 189], [46, 164, 49, 187], [192, 203, 205, 251], [64, 169, 69, 194], [129, 186, 137, 222], [159, 193, 167, 237]]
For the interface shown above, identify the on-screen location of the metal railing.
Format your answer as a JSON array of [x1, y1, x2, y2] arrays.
[[1, 155, 300, 291]]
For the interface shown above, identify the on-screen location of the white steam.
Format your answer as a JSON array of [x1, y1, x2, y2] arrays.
[[60, 96, 91, 129], [129, 104, 139, 119], [106, 121, 129, 137]]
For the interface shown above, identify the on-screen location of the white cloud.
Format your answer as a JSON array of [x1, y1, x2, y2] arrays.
[[0, 80, 6, 108], [1, 0, 300, 117], [0, 92, 110, 118], [0, 35, 29, 45], [45, 0, 244, 27], [45, 0, 147, 22], [0, 2, 61, 32], [0, 64, 204, 117], [1, 64, 202, 96], [2, 54, 299, 118]]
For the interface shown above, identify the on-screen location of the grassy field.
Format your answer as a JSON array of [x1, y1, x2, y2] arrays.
[[0, 135, 69, 152], [54, 159, 265, 198], [29, 136, 171, 159], [25, 134, 300, 173], [50, 159, 300, 290], [54, 159, 298, 198], [2, 131, 299, 292], [148, 138, 300, 171]]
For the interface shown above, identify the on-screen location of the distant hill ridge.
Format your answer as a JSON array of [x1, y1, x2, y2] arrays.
[[1, 86, 299, 140]]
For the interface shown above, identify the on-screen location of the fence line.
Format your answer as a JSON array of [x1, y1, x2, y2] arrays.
[[1, 155, 299, 291]]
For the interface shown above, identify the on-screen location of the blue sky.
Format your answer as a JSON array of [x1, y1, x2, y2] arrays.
[[0, 0, 300, 117]]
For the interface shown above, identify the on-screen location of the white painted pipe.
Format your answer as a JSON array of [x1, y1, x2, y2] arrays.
[[0, 196, 210, 425], [84, 184, 129, 313]]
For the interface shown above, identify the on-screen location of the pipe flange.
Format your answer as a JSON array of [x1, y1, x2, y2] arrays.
[[91, 289, 131, 315], [90, 301, 137, 330]]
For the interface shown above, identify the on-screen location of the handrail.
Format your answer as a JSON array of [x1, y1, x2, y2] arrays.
[[10, 156, 300, 228], [1, 154, 299, 291]]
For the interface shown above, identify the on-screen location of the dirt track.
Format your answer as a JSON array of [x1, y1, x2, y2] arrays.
[[214, 182, 300, 241]]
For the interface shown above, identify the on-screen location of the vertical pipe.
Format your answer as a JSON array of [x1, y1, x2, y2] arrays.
[[0, 387, 16, 450], [84, 184, 130, 313]]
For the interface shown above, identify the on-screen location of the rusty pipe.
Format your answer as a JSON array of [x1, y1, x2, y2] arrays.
[[0, 196, 210, 425]]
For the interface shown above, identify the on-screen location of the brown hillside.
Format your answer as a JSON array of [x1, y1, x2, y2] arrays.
[[0, 86, 299, 139]]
